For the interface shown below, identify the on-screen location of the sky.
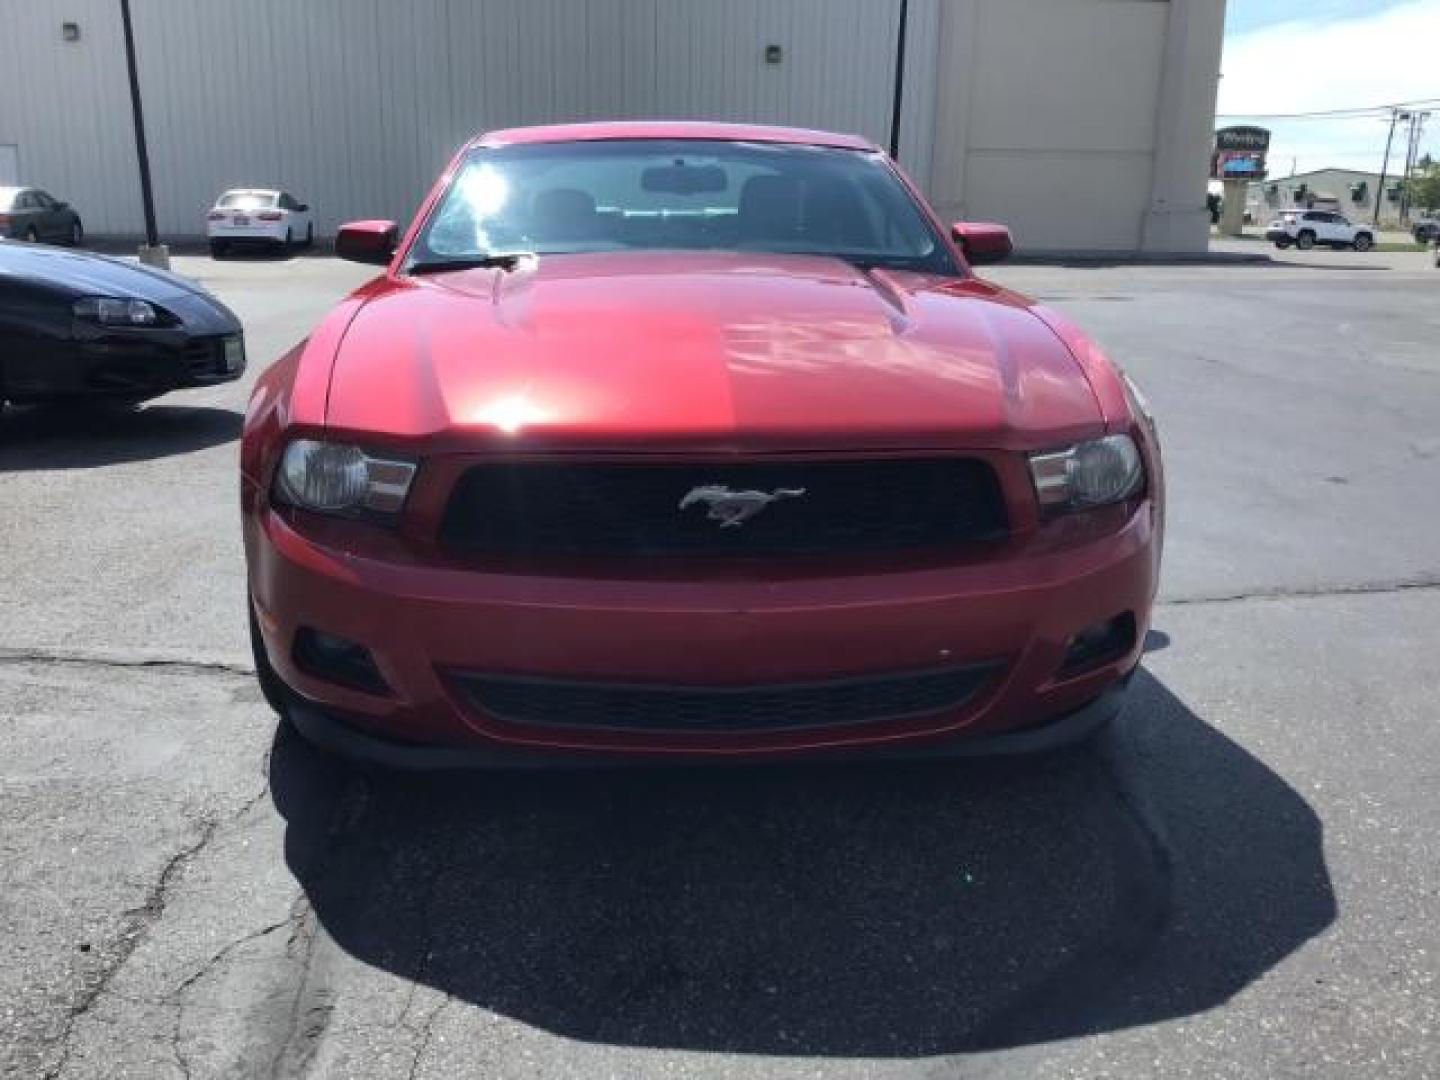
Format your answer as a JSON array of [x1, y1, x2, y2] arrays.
[[1218, 0, 1440, 178]]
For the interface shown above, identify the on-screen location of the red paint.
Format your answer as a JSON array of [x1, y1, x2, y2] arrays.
[[242, 122, 1162, 760]]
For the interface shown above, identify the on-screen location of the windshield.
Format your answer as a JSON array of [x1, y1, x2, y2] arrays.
[[408, 139, 957, 274], [217, 191, 278, 210]]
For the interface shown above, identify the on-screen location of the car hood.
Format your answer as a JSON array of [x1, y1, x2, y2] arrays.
[[326, 252, 1103, 452], [0, 241, 208, 303]]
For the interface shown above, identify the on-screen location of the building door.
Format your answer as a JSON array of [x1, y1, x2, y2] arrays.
[[0, 145, 18, 186]]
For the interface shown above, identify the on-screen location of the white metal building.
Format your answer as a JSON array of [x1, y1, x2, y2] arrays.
[[1246, 168, 1404, 229], [0, 0, 1226, 253]]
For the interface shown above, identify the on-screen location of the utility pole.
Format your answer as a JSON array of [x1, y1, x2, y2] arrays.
[[119, 0, 167, 268], [888, 0, 910, 161], [1375, 109, 1403, 229], [1399, 111, 1430, 222]]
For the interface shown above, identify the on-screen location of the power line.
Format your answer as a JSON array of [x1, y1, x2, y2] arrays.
[[1216, 97, 1440, 120]]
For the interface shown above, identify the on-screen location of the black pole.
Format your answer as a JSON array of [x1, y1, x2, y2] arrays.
[[119, 0, 159, 247], [888, 0, 910, 160], [1374, 109, 1401, 229]]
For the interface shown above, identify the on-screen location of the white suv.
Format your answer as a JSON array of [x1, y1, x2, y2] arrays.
[[1266, 209, 1374, 251]]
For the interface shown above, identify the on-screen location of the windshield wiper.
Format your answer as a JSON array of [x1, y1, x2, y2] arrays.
[[405, 252, 536, 275]]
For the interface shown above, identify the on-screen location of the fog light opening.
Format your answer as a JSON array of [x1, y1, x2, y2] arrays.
[[293, 627, 389, 695], [1059, 613, 1137, 677]]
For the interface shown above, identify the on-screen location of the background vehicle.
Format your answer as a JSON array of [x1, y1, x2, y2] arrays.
[[243, 122, 1162, 768], [0, 186, 83, 245], [206, 188, 313, 256], [1412, 215, 1439, 244], [0, 240, 244, 405], [1266, 210, 1374, 251]]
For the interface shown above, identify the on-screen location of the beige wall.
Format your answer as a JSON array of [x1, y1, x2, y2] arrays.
[[926, 0, 1225, 253]]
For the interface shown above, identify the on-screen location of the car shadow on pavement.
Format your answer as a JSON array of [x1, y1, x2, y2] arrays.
[[269, 666, 1336, 1057], [0, 403, 241, 470]]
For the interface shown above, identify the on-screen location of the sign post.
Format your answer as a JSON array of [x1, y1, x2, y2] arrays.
[[1212, 127, 1270, 238]]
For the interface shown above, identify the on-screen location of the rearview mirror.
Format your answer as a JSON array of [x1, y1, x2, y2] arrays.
[[951, 222, 1013, 265], [297, 203, 309, 213], [641, 164, 728, 195], [336, 220, 398, 266]]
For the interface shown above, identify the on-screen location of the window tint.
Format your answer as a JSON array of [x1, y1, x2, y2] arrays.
[[412, 139, 956, 275]]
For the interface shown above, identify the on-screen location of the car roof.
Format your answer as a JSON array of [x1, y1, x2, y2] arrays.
[[469, 120, 877, 152], [218, 188, 281, 197]]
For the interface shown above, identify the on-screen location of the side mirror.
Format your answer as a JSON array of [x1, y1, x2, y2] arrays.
[[56, 201, 70, 211], [296, 203, 309, 213], [951, 222, 1013, 265], [336, 220, 398, 266]]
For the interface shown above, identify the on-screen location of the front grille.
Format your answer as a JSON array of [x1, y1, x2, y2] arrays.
[[453, 664, 1000, 734], [439, 458, 1008, 557]]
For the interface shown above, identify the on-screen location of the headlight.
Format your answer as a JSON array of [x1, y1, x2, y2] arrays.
[[1029, 434, 1144, 513], [73, 296, 167, 326], [273, 440, 417, 521], [1120, 371, 1155, 430]]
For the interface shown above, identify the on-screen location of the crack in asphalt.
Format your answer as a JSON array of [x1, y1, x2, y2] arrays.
[[0, 646, 252, 677], [36, 758, 272, 1079], [265, 896, 334, 1080], [404, 996, 455, 1080], [1160, 577, 1440, 607], [40, 820, 220, 1080]]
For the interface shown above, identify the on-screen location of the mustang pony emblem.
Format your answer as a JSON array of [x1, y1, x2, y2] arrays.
[[678, 485, 807, 528]]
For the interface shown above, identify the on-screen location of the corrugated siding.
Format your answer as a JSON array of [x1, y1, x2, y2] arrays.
[[0, 0, 142, 235], [0, 0, 932, 238]]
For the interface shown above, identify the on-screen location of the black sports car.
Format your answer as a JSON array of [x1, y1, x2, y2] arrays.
[[0, 241, 244, 405]]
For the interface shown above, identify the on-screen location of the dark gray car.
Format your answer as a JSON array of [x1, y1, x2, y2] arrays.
[[0, 186, 83, 244]]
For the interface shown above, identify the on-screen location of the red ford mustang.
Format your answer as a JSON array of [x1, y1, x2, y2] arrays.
[[241, 121, 1163, 767]]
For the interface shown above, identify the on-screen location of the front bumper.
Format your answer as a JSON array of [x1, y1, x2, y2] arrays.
[[246, 495, 1159, 762], [1264, 229, 1292, 242], [285, 676, 1131, 769]]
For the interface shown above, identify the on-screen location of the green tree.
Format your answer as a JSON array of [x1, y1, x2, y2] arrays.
[[1409, 163, 1440, 212]]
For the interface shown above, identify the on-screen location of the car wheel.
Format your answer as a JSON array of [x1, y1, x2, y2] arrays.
[[1352, 233, 1374, 252], [209, 240, 228, 259], [1295, 230, 1316, 250], [249, 597, 294, 720]]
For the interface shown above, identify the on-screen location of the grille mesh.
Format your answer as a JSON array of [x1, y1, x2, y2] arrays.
[[439, 458, 1008, 557], [453, 664, 999, 734]]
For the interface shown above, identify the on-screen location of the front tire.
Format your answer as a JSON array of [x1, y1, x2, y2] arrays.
[[1296, 230, 1316, 250], [1352, 233, 1374, 252]]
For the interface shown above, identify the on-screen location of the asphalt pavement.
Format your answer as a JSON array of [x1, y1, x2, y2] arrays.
[[2, 246, 1437, 1078]]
